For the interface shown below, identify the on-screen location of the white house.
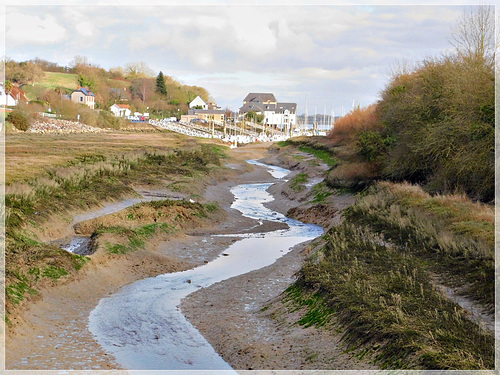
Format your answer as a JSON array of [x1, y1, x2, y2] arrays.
[[0, 84, 18, 106], [189, 96, 208, 110], [110, 103, 132, 117]]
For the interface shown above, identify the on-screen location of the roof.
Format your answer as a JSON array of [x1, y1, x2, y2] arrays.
[[10, 86, 29, 102], [275, 102, 297, 113], [113, 104, 131, 109], [190, 95, 207, 104], [188, 109, 225, 115], [73, 87, 95, 97], [239, 102, 264, 113], [243, 93, 276, 103]]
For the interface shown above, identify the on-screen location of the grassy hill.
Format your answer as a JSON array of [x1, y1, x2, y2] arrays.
[[22, 72, 79, 100]]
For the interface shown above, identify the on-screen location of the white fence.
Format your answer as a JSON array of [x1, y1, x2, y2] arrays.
[[40, 112, 57, 118]]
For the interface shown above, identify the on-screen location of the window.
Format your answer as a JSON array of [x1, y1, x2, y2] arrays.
[[80, 97, 83, 102]]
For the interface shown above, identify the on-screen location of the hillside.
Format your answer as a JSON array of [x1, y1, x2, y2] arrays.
[[6, 58, 211, 123]]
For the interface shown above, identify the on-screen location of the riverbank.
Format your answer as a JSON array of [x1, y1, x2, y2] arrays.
[[181, 146, 374, 371], [5, 142, 297, 370]]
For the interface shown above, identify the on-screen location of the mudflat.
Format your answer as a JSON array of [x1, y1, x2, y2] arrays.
[[6, 142, 370, 371]]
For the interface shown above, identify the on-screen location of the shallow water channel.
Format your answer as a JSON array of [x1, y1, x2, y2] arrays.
[[88, 161, 323, 372]]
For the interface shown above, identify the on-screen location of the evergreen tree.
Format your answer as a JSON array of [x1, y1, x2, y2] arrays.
[[156, 71, 167, 96]]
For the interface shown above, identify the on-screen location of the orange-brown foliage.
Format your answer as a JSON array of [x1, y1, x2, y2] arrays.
[[327, 104, 381, 145]]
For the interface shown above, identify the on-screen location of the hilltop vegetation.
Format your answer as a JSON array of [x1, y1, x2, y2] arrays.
[[323, 6, 494, 203], [4, 56, 212, 130]]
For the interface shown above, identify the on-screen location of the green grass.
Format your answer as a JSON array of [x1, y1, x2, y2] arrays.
[[289, 173, 308, 192], [5, 140, 224, 313], [22, 72, 79, 100], [276, 140, 291, 147], [298, 145, 337, 167], [100, 223, 174, 254], [345, 182, 494, 309], [93, 199, 220, 255], [310, 182, 333, 203], [210, 144, 229, 159], [42, 266, 69, 279], [39, 72, 78, 89], [287, 180, 494, 369]]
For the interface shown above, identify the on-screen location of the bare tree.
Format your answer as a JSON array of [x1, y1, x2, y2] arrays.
[[124, 62, 155, 79], [449, 5, 496, 66], [69, 55, 91, 69]]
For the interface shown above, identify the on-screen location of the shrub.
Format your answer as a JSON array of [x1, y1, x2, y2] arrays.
[[325, 162, 379, 191], [378, 55, 494, 201], [327, 104, 381, 146], [357, 130, 394, 162], [6, 110, 31, 131]]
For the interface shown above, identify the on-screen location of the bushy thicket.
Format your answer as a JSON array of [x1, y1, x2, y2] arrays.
[[6, 102, 44, 131], [327, 54, 493, 202], [378, 56, 494, 201], [8, 56, 212, 118], [6, 110, 31, 131]]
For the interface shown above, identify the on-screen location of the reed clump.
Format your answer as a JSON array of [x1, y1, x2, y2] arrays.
[[344, 182, 494, 309], [293, 219, 494, 369], [86, 199, 221, 255]]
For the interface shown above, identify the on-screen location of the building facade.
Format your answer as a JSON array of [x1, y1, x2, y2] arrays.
[[189, 96, 208, 110], [110, 104, 131, 117], [181, 109, 225, 123], [239, 93, 296, 130], [70, 87, 95, 109]]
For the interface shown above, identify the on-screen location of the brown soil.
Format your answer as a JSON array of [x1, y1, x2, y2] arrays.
[[5, 142, 373, 371]]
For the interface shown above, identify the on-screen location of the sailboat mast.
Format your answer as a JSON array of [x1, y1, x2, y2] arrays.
[[304, 94, 308, 134]]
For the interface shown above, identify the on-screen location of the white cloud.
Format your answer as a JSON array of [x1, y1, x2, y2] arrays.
[[6, 12, 66, 46], [75, 21, 95, 37], [297, 67, 356, 81]]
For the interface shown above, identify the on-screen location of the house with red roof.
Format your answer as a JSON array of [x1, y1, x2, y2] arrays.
[[70, 87, 95, 109], [10, 86, 29, 104], [0, 84, 17, 107], [110, 103, 131, 117]]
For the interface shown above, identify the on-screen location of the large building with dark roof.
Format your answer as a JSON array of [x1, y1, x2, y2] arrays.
[[239, 92, 296, 130]]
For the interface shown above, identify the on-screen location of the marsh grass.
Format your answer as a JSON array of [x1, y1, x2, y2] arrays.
[[5, 136, 224, 314], [297, 145, 337, 167], [293, 221, 494, 370], [310, 182, 333, 203], [100, 222, 174, 254], [94, 200, 220, 254], [344, 182, 494, 309]]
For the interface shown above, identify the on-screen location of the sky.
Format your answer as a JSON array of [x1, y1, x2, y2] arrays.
[[3, 1, 486, 114]]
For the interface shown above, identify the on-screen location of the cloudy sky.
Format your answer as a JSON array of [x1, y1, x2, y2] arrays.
[[4, 1, 484, 114]]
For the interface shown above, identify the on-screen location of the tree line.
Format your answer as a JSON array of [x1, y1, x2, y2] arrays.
[[3, 56, 212, 122]]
